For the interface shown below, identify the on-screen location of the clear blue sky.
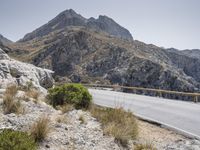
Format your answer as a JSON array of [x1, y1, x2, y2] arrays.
[[0, 0, 200, 50]]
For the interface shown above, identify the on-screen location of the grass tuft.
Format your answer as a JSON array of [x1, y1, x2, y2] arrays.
[[134, 143, 157, 150], [90, 105, 138, 147], [56, 104, 74, 114], [5, 84, 18, 97], [26, 89, 40, 103], [79, 114, 85, 124], [3, 85, 24, 114], [30, 116, 51, 142]]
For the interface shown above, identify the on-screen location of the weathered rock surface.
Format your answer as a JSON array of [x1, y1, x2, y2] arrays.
[[17, 28, 199, 93], [0, 48, 53, 92]]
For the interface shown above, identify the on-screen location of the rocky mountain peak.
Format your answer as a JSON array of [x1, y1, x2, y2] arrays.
[[55, 9, 86, 21], [87, 15, 133, 41], [62, 9, 81, 17], [98, 15, 112, 21], [18, 9, 133, 42]]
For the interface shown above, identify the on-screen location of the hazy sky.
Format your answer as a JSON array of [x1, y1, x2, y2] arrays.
[[0, 0, 200, 50]]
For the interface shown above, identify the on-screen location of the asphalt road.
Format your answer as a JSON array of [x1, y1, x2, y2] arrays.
[[89, 88, 200, 139]]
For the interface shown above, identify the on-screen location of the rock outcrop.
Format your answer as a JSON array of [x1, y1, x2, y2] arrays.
[[0, 48, 54, 92]]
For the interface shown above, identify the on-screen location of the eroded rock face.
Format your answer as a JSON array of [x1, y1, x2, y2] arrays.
[[0, 48, 54, 92], [22, 27, 198, 94]]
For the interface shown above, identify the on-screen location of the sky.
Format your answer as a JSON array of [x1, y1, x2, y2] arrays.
[[0, 0, 200, 50]]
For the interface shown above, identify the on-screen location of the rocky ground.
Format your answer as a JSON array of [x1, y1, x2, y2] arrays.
[[0, 89, 200, 150], [0, 91, 120, 150], [137, 120, 200, 150]]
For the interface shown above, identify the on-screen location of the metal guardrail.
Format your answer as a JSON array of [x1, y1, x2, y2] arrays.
[[82, 84, 200, 102]]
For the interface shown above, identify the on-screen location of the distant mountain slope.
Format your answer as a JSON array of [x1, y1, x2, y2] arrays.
[[18, 9, 133, 42], [10, 27, 200, 92], [182, 49, 200, 59], [0, 34, 13, 45], [7, 9, 200, 93]]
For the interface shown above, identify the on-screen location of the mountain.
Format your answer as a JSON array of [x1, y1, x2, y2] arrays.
[[182, 49, 200, 59], [0, 34, 13, 45], [18, 9, 133, 42], [7, 9, 200, 93], [0, 41, 12, 53]]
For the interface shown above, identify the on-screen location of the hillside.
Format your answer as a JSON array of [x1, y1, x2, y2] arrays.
[[7, 9, 200, 93], [0, 45, 200, 150], [0, 34, 13, 45]]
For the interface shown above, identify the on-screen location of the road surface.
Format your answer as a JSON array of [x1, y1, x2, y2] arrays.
[[89, 89, 200, 139]]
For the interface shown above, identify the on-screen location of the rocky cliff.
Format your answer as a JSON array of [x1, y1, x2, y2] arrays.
[[0, 47, 54, 92]]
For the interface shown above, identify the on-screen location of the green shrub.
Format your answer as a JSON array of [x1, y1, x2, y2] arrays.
[[0, 129, 37, 150], [47, 84, 92, 109]]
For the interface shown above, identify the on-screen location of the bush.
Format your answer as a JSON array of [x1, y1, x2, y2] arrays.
[[47, 84, 92, 109], [0, 129, 37, 150], [90, 106, 138, 147], [30, 116, 51, 142]]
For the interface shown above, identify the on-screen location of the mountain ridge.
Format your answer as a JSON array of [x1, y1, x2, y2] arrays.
[[18, 9, 133, 42]]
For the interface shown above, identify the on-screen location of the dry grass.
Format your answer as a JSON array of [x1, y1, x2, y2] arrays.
[[134, 143, 157, 150], [56, 115, 69, 124], [30, 116, 51, 142], [3, 85, 24, 114], [90, 105, 138, 147], [3, 95, 24, 114], [79, 114, 85, 124], [26, 89, 40, 100], [5, 84, 18, 96], [56, 104, 74, 114]]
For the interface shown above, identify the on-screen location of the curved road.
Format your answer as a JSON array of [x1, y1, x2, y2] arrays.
[[89, 89, 200, 139]]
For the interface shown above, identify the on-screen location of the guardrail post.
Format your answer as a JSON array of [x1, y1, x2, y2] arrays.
[[194, 95, 198, 103], [159, 92, 162, 97]]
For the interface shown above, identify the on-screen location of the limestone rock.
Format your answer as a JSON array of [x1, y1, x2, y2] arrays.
[[0, 48, 54, 92]]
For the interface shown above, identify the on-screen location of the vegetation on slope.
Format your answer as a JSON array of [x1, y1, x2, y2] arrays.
[[0, 129, 37, 150], [90, 105, 138, 147], [47, 83, 92, 109]]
